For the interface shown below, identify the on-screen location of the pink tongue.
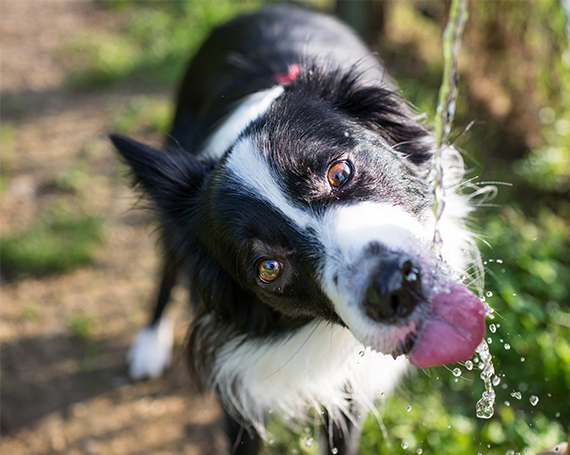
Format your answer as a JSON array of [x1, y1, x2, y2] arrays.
[[408, 284, 486, 368]]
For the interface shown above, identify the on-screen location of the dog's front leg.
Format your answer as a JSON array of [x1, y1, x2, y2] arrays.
[[224, 409, 261, 455], [322, 405, 362, 455]]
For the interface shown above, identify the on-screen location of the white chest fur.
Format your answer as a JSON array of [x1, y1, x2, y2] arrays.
[[210, 321, 409, 437]]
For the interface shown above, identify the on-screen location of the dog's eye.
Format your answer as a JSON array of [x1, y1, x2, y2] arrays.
[[257, 259, 283, 283], [328, 160, 352, 188]]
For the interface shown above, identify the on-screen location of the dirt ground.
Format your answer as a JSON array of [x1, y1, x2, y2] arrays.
[[1, 2, 226, 454]]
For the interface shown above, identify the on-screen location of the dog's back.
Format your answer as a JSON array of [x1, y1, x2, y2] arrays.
[[170, 4, 384, 153]]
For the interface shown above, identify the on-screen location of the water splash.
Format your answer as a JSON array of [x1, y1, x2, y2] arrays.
[[475, 340, 496, 419], [431, 0, 499, 423], [431, 0, 469, 256]]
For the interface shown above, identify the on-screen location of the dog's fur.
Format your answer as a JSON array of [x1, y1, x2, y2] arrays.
[[111, 5, 488, 454]]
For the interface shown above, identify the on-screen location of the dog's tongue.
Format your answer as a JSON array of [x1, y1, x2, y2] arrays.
[[408, 284, 486, 368]]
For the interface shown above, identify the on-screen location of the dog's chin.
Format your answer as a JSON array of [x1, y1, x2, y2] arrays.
[[346, 282, 486, 368]]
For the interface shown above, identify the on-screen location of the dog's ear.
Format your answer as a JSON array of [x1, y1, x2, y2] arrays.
[[110, 134, 207, 208]]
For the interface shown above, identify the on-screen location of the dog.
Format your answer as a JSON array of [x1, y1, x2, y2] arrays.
[[111, 4, 487, 454]]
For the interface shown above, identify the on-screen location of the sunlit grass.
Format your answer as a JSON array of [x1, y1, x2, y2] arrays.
[[65, 1, 263, 89], [1, 203, 105, 276]]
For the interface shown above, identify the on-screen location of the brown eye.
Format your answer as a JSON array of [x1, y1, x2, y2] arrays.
[[257, 259, 283, 283], [328, 160, 352, 188]]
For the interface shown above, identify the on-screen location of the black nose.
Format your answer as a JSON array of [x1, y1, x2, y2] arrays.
[[364, 258, 422, 322]]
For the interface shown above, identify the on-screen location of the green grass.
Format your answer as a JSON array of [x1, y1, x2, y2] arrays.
[[1, 204, 105, 276], [0, 122, 16, 194], [66, 1, 264, 89], [108, 95, 173, 135]]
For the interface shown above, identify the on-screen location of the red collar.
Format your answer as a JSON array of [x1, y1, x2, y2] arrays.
[[271, 64, 300, 85]]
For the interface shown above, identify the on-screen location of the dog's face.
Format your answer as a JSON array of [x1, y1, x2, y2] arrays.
[[112, 71, 486, 369]]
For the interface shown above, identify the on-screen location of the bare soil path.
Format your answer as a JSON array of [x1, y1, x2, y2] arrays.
[[1, 2, 223, 454]]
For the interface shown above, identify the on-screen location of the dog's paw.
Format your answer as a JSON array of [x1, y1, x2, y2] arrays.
[[127, 317, 174, 380]]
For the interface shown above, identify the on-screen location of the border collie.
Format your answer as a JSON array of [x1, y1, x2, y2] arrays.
[[111, 4, 487, 454]]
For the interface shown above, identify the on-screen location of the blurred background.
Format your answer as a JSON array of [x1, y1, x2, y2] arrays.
[[1, 1, 569, 454]]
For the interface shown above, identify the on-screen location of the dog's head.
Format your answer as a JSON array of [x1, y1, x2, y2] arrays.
[[112, 69, 486, 369]]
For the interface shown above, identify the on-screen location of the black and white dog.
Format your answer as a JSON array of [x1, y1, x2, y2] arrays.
[[111, 4, 487, 454]]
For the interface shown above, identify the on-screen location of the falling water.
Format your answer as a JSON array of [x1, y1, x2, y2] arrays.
[[432, 0, 497, 419], [431, 0, 468, 257], [475, 340, 496, 419]]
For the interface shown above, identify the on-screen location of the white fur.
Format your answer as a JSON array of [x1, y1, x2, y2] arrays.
[[127, 316, 174, 380], [200, 86, 285, 160], [211, 320, 409, 437]]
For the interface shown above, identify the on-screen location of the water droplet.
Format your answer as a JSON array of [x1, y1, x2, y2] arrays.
[[489, 323, 497, 333], [487, 337, 493, 344], [496, 259, 503, 264], [402, 442, 409, 449], [504, 343, 511, 350], [504, 401, 511, 406], [511, 391, 522, 400], [506, 450, 515, 455], [556, 412, 561, 417], [529, 395, 539, 406], [305, 437, 314, 447], [486, 291, 493, 298], [465, 360, 473, 370], [359, 350, 365, 357], [406, 405, 412, 412], [331, 448, 339, 455], [492, 375, 501, 386], [417, 449, 423, 454]]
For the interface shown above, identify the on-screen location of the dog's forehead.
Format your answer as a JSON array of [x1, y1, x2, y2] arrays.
[[221, 136, 316, 231]]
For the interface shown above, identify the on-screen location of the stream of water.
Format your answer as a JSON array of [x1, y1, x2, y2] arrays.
[[432, 0, 496, 419]]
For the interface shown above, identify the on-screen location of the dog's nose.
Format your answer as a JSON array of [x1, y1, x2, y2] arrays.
[[364, 258, 422, 322]]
